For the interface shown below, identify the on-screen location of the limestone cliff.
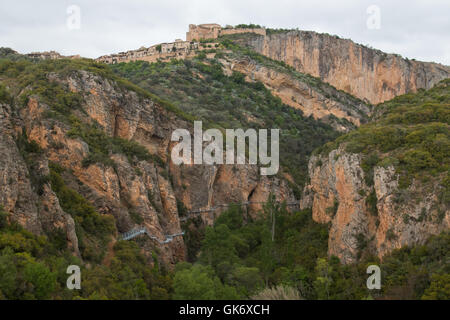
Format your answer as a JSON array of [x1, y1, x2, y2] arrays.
[[219, 53, 371, 131], [0, 102, 80, 256], [301, 147, 449, 264], [0, 68, 294, 266], [300, 80, 450, 263], [234, 31, 450, 104]]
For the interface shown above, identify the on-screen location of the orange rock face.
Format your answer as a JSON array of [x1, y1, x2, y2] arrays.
[[220, 55, 371, 131], [301, 147, 449, 264], [0, 69, 295, 267], [238, 31, 450, 104]]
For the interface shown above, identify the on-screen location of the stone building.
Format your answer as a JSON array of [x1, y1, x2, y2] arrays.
[[26, 51, 81, 60], [186, 23, 222, 42], [26, 51, 62, 60], [96, 40, 199, 64], [96, 24, 266, 64], [186, 23, 266, 41], [161, 39, 197, 54]]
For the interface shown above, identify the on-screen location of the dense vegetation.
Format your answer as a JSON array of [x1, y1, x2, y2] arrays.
[[172, 202, 449, 300], [0, 51, 174, 299], [0, 52, 170, 257], [0, 48, 193, 120], [1, 201, 448, 300], [110, 55, 341, 196], [49, 163, 116, 262], [219, 37, 369, 113], [0, 48, 448, 300], [0, 205, 172, 299]]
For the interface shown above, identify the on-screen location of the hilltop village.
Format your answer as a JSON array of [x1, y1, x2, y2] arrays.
[[95, 24, 266, 64]]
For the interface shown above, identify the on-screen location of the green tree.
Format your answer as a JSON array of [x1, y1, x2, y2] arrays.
[[422, 274, 450, 300], [0, 206, 8, 229], [23, 260, 57, 299], [173, 264, 240, 300], [0, 249, 17, 298], [229, 266, 263, 296], [313, 258, 333, 300], [200, 224, 239, 270]]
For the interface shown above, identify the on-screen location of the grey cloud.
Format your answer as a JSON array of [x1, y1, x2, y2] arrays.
[[0, 0, 448, 64]]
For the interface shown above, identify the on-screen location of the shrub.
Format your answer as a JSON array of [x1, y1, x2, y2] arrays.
[[251, 285, 302, 300], [173, 264, 241, 299], [366, 191, 378, 216], [325, 199, 339, 217], [0, 206, 8, 229], [49, 163, 116, 261], [361, 153, 380, 186], [422, 274, 450, 300], [401, 149, 438, 171], [386, 228, 398, 241], [0, 83, 12, 104], [129, 210, 144, 225]]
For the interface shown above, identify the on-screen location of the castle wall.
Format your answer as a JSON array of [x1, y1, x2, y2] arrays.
[[186, 24, 221, 42], [220, 28, 266, 37], [186, 24, 266, 41]]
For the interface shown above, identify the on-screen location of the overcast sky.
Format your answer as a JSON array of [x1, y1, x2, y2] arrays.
[[1, 0, 449, 65]]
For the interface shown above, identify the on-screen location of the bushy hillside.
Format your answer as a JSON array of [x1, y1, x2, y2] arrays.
[[0, 53, 180, 299], [173, 203, 449, 300], [0, 47, 448, 300], [316, 79, 449, 204], [0, 49, 294, 300], [300, 78, 449, 266], [110, 55, 342, 195]]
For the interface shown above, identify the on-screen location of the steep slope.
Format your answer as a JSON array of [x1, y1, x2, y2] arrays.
[[0, 52, 294, 267], [110, 46, 372, 195], [229, 31, 450, 104], [301, 79, 450, 263], [218, 40, 372, 131]]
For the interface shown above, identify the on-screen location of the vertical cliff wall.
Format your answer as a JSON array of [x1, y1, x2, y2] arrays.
[[301, 148, 449, 264], [0, 68, 295, 266], [237, 31, 450, 104], [300, 80, 450, 263]]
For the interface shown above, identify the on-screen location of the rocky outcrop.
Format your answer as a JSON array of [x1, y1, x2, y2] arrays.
[[237, 32, 450, 104], [301, 146, 449, 264], [0, 69, 294, 266], [0, 101, 81, 257], [220, 55, 371, 131], [0, 103, 42, 234]]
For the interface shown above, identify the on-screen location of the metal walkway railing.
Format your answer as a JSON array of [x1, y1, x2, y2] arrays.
[[121, 227, 184, 243], [121, 200, 299, 242]]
